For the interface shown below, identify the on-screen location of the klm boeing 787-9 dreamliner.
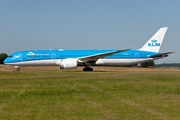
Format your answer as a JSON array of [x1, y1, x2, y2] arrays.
[[4, 27, 174, 71]]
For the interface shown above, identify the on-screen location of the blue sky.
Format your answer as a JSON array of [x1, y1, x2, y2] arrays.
[[0, 0, 179, 63]]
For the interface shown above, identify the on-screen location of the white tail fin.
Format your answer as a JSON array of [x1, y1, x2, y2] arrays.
[[139, 27, 168, 53]]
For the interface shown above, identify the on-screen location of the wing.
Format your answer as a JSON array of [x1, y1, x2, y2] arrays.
[[150, 52, 174, 58], [78, 48, 132, 63]]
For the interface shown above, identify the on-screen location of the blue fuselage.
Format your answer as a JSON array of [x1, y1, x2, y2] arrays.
[[4, 49, 161, 66]]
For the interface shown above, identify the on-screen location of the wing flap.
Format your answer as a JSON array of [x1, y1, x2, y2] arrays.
[[78, 48, 132, 62]]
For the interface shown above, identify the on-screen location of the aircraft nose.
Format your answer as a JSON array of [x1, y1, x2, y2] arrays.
[[3, 58, 8, 64]]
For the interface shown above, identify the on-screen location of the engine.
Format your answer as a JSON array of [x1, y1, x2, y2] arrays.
[[60, 59, 77, 69]]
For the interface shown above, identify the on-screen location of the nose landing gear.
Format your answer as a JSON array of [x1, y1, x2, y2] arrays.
[[17, 68, 20, 72], [15, 66, 20, 72]]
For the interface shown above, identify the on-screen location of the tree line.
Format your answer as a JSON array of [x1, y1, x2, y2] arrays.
[[155, 63, 180, 68], [121, 60, 155, 67], [0, 53, 8, 64]]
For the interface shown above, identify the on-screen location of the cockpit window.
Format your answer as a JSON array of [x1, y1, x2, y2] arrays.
[[8, 55, 13, 58]]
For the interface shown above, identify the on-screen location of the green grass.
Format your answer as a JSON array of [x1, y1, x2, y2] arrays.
[[0, 71, 180, 119]]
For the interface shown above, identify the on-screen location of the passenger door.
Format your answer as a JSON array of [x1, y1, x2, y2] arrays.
[[135, 53, 139, 59], [18, 53, 23, 61], [51, 53, 57, 64]]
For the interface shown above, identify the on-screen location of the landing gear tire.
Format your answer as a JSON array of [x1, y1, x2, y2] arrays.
[[83, 68, 93, 71], [17, 68, 20, 72]]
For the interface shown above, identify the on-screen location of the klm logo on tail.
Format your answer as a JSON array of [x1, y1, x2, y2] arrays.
[[148, 39, 160, 47]]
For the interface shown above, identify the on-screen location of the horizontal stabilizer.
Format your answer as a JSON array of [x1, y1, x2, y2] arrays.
[[150, 52, 174, 58]]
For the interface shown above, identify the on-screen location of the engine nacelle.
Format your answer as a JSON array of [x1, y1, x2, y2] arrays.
[[60, 59, 77, 69]]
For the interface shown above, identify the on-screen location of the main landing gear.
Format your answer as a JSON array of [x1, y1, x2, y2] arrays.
[[83, 68, 93, 71], [83, 63, 93, 71]]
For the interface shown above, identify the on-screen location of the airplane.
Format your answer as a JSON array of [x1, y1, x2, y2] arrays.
[[4, 27, 174, 71]]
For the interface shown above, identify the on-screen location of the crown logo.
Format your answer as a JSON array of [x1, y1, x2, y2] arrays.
[[151, 39, 157, 43], [27, 52, 35, 55]]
